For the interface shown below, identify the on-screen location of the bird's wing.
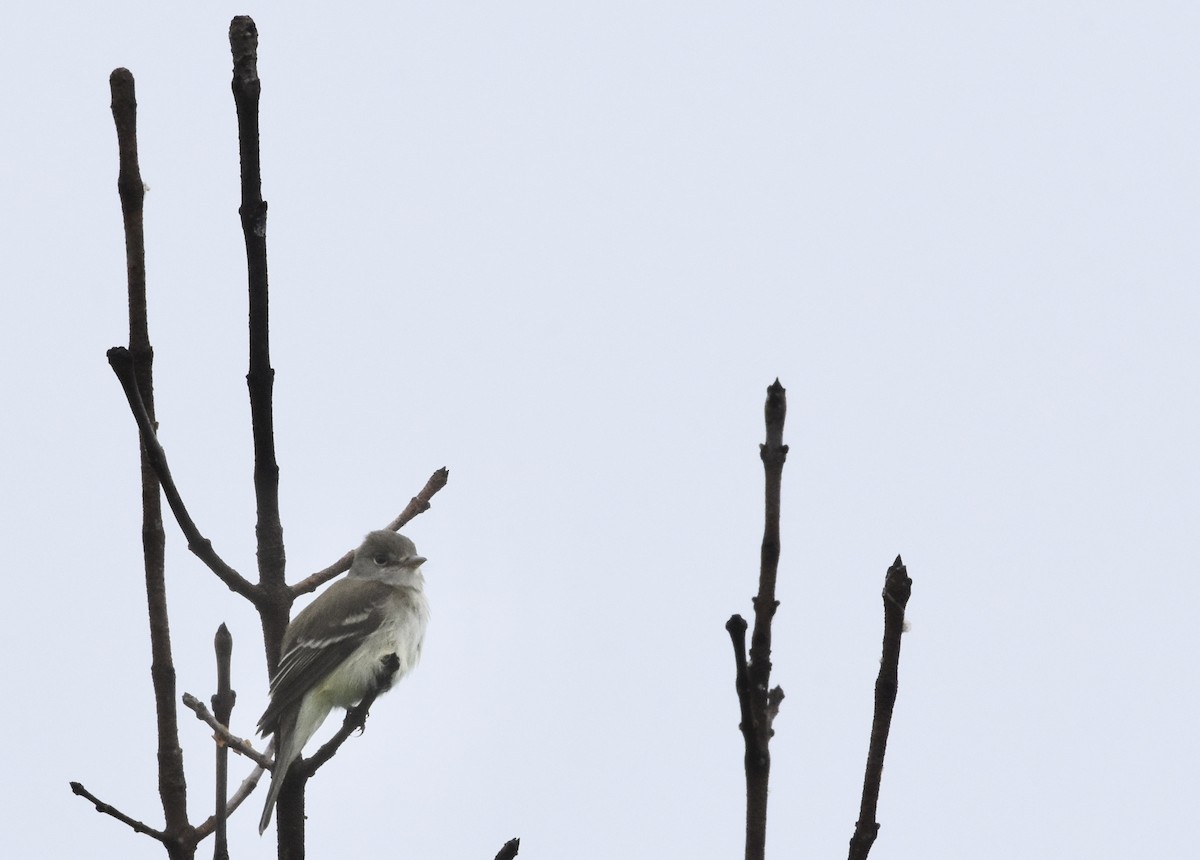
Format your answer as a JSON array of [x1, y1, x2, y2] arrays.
[[257, 577, 394, 735]]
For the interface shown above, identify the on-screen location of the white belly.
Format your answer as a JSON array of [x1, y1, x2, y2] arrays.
[[313, 592, 430, 709]]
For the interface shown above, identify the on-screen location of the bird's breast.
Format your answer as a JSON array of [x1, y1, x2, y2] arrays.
[[313, 589, 429, 708]]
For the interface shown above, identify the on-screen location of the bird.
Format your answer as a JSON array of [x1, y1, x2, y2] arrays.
[[256, 530, 430, 834]]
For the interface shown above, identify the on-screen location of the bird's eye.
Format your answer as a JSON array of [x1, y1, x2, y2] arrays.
[[373, 553, 389, 565]]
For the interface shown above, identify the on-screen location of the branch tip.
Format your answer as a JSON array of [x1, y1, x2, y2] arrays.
[[764, 379, 787, 426], [214, 623, 232, 659], [107, 345, 132, 372], [109, 67, 132, 83], [229, 16, 260, 79], [495, 837, 521, 860], [69, 780, 166, 841]]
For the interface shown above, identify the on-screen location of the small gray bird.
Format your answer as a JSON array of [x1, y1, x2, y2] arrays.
[[257, 530, 430, 834]]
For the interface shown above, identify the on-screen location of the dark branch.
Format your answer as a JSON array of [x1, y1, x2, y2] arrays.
[[730, 379, 789, 860], [106, 348, 258, 601], [108, 68, 194, 857], [725, 615, 755, 751], [230, 15, 286, 602], [494, 838, 521, 860], [182, 684, 273, 842], [847, 555, 913, 860], [70, 781, 167, 843], [291, 467, 451, 596], [108, 68, 146, 353], [750, 379, 788, 708], [211, 625, 235, 860]]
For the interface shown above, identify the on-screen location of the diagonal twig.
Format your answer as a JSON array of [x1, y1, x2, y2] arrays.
[[70, 781, 167, 843], [107, 348, 258, 602], [290, 467, 451, 596], [494, 837, 521, 860], [847, 556, 913, 860], [182, 693, 273, 770]]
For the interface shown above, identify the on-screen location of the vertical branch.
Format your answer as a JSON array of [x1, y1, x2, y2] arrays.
[[229, 15, 289, 664], [211, 625, 235, 860], [109, 68, 195, 859], [228, 17, 301, 859], [727, 379, 789, 860], [847, 556, 912, 860]]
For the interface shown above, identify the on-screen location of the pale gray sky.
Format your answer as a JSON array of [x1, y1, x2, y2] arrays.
[[3, 3, 1197, 858]]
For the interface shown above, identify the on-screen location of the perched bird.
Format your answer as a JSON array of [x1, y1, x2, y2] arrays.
[[257, 530, 430, 834]]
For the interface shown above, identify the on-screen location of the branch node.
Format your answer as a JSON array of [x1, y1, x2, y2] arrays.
[[182, 692, 273, 770]]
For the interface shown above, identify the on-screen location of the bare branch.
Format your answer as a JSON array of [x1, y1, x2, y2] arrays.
[[725, 614, 755, 749], [107, 74, 255, 609], [70, 781, 167, 843], [106, 349, 258, 601], [730, 379, 789, 860], [182, 693, 273, 770], [229, 14, 286, 602], [847, 555, 913, 860], [108, 68, 192, 854], [210, 625, 235, 860], [382, 467, 452, 531], [291, 467, 451, 596]]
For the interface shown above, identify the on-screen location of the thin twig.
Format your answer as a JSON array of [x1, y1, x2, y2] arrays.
[[725, 615, 754, 750], [106, 349, 258, 601], [847, 556, 912, 860], [70, 781, 167, 843], [182, 693, 274, 770], [211, 625, 235, 860], [194, 763, 268, 841], [290, 467, 451, 596]]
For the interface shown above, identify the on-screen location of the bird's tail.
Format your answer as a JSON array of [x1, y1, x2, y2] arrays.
[[259, 713, 302, 834], [258, 698, 334, 834]]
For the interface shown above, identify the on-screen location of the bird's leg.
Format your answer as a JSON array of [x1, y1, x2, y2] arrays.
[[347, 653, 403, 731], [371, 653, 401, 698], [377, 652, 401, 683]]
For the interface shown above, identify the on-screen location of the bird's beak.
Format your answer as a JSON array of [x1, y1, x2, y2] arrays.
[[406, 556, 427, 568]]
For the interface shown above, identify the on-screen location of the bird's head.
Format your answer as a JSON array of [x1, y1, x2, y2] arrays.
[[349, 530, 426, 587]]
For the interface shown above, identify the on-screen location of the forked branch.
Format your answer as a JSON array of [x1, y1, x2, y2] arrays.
[[727, 379, 789, 860], [106, 348, 257, 601]]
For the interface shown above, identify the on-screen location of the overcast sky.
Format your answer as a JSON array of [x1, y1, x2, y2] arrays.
[[3, 3, 1197, 859]]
